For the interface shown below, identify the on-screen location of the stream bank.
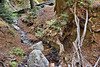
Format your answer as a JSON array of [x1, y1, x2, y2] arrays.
[[0, 17, 30, 67], [16, 5, 100, 66], [0, 1, 100, 66]]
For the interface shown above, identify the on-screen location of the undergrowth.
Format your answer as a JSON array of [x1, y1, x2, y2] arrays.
[[0, 1, 17, 23], [66, 0, 93, 8], [35, 13, 69, 37], [23, 6, 41, 24], [9, 47, 25, 59], [9, 61, 18, 67]]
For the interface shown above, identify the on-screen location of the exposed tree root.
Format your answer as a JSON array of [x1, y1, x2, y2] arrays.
[[71, 5, 90, 67], [56, 38, 64, 55]]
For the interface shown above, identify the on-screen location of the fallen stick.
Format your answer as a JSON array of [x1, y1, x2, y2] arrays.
[[80, 10, 88, 47], [0, 61, 6, 67], [72, 5, 89, 67], [94, 57, 100, 67]]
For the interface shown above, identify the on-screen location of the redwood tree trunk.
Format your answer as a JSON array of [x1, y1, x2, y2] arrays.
[[30, 0, 34, 9]]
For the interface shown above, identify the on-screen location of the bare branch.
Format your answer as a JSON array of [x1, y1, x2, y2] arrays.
[[94, 57, 100, 67], [0, 61, 6, 67], [74, 7, 80, 45], [80, 10, 88, 47], [56, 38, 64, 55], [73, 42, 80, 61], [72, 7, 89, 67]]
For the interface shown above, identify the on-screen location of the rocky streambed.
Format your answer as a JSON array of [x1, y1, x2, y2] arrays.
[[11, 18, 60, 67], [11, 19, 48, 67]]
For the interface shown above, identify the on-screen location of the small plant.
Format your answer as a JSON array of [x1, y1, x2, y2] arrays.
[[50, 14, 68, 30], [78, 0, 93, 8], [60, 14, 68, 25], [66, 0, 75, 7], [0, 1, 18, 23], [51, 22, 62, 30], [9, 47, 25, 59], [8, 28, 16, 37], [26, 9, 37, 19], [9, 61, 18, 67], [0, 21, 9, 26], [24, 6, 41, 23], [35, 27, 44, 37], [9, 51, 14, 57]]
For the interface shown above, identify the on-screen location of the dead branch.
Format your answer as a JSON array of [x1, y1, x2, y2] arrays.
[[56, 38, 64, 55], [94, 57, 100, 67], [72, 5, 89, 67], [80, 10, 88, 47], [74, 8, 80, 46], [73, 42, 80, 62], [72, 7, 82, 67], [0, 61, 6, 67]]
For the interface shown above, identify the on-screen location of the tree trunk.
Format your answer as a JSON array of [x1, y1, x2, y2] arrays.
[[0, 0, 4, 3], [30, 0, 34, 9], [55, 0, 66, 15]]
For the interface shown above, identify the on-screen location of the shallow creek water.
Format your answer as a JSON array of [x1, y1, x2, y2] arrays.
[[12, 19, 32, 45]]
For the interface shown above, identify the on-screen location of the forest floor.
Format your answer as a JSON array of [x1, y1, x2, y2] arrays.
[[0, 18, 31, 67], [0, 3, 100, 67]]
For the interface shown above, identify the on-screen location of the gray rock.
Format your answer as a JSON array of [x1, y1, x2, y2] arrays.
[[29, 41, 44, 51], [28, 50, 49, 67]]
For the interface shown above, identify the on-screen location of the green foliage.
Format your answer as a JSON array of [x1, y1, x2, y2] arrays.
[[35, 27, 44, 37], [51, 14, 68, 30], [35, 13, 69, 37], [9, 47, 25, 59], [8, 28, 16, 37], [50, 14, 68, 30], [0, 21, 9, 26], [24, 6, 41, 22], [0, 1, 17, 23], [27, 9, 37, 18], [66, 0, 74, 7], [61, 21, 67, 25], [78, 0, 93, 8], [87, 0, 93, 9], [66, 0, 93, 8], [61, 14, 69, 19], [9, 61, 17, 67], [51, 22, 62, 30], [10, 0, 22, 2], [60, 14, 68, 25], [48, 14, 68, 30]]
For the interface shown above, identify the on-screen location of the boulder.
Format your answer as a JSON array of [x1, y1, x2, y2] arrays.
[[29, 41, 44, 51], [28, 50, 49, 67]]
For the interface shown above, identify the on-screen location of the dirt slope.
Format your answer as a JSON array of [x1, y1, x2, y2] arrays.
[[0, 17, 30, 67]]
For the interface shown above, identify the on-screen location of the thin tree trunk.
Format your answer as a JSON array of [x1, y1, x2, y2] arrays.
[[55, 0, 66, 15], [30, 0, 34, 9], [0, 0, 4, 3]]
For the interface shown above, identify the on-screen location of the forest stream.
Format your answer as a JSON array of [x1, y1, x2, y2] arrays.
[[12, 19, 32, 45], [0, 0, 100, 67]]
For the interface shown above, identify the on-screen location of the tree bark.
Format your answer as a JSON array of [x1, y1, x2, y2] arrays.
[[55, 0, 66, 15], [30, 0, 34, 9]]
